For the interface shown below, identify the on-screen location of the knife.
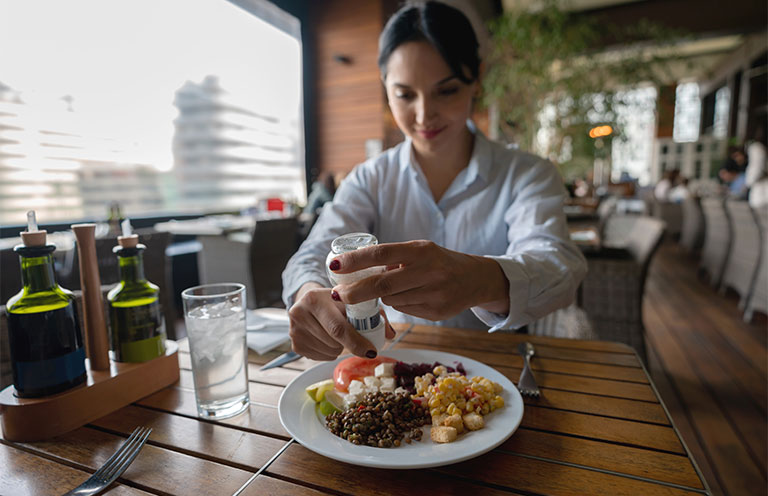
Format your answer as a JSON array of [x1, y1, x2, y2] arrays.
[[260, 350, 301, 370]]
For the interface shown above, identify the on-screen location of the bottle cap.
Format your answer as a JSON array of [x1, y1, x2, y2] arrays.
[[20, 210, 47, 247], [117, 218, 139, 248]]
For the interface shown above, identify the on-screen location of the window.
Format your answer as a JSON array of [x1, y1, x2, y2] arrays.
[[712, 86, 731, 139], [0, 0, 305, 225], [673, 82, 701, 143]]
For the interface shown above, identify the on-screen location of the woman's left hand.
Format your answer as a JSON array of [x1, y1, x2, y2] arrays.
[[328, 240, 509, 320]]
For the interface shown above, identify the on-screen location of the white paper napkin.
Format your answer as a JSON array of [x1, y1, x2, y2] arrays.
[[246, 308, 291, 355]]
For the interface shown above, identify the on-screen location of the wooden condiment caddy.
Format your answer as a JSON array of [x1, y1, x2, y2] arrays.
[[0, 224, 179, 442]]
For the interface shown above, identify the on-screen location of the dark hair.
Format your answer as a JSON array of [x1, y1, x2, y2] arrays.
[[378, 2, 480, 84]]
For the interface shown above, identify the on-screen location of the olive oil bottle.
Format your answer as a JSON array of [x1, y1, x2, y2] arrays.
[[6, 211, 87, 397], [107, 221, 166, 362]]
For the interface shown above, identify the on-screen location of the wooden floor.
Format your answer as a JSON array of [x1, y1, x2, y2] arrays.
[[643, 241, 767, 496]]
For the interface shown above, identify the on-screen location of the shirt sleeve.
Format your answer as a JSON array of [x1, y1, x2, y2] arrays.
[[470, 158, 587, 331], [282, 161, 379, 308]]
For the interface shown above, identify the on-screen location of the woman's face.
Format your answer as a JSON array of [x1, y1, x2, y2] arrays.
[[384, 41, 477, 157]]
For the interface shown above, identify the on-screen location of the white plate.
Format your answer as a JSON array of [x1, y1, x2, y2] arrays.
[[278, 349, 524, 469]]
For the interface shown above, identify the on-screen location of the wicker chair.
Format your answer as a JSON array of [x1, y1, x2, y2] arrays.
[[580, 216, 666, 363], [720, 201, 761, 307], [680, 196, 705, 254], [649, 197, 682, 239], [744, 206, 768, 322], [699, 197, 732, 288]]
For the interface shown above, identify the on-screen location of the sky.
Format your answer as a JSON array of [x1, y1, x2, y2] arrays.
[[0, 0, 302, 171]]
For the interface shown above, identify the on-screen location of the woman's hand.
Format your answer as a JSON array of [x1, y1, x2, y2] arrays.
[[328, 240, 510, 321], [288, 282, 396, 361]]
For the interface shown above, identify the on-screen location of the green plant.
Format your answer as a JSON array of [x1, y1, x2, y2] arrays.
[[483, 1, 685, 180]]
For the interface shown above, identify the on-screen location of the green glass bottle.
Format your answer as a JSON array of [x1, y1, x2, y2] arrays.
[[107, 229, 166, 362], [6, 212, 87, 398]]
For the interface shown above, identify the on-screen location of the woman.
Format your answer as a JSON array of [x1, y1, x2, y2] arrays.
[[282, 2, 586, 361]]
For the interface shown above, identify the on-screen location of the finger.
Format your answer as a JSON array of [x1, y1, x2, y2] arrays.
[[303, 305, 349, 351], [291, 331, 343, 361], [380, 285, 428, 308], [334, 268, 419, 305], [316, 308, 378, 358], [329, 241, 423, 274]]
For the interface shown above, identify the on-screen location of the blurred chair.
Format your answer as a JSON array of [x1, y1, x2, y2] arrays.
[[579, 216, 666, 363], [680, 196, 705, 254], [720, 200, 760, 308], [744, 206, 768, 322], [699, 197, 731, 288], [249, 216, 299, 308], [648, 197, 682, 240], [197, 233, 254, 306]]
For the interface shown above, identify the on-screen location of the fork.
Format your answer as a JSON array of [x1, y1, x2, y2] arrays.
[[517, 342, 540, 397], [62, 426, 152, 496]]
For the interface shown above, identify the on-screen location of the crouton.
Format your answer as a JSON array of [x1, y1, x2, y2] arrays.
[[430, 425, 458, 443], [462, 412, 485, 431], [443, 414, 465, 434], [432, 413, 449, 426]]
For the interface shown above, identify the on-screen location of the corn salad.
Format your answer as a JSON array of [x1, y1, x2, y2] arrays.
[[415, 366, 504, 418]]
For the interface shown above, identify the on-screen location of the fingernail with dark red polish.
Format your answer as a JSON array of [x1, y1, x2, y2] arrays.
[[329, 259, 341, 271], [330, 290, 341, 301], [366, 350, 377, 359]]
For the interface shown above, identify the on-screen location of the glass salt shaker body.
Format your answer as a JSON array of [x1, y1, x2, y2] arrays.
[[326, 233, 387, 350]]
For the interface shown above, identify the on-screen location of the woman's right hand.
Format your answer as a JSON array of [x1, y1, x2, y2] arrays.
[[288, 282, 389, 360]]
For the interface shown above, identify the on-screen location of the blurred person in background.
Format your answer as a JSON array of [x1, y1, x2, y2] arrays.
[[654, 169, 680, 201], [303, 171, 338, 215], [282, 1, 586, 361], [719, 145, 748, 197]]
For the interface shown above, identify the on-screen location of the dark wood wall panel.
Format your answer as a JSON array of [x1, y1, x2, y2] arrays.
[[312, 0, 384, 176]]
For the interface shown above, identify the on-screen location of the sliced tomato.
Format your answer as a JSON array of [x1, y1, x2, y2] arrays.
[[333, 356, 396, 392]]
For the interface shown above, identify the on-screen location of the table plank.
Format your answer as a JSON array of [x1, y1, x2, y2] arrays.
[[406, 324, 636, 354], [438, 450, 704, 496], [494, 365, 658, 402], [267, 444, 519, 496], [136, 388, 289, 439], [521, 406, 684, 454], [89, 405, 286, 471], [0, 443, 151, 496], [500, 429, 704, 489], [9, 427, 254, 495], [391, 341, 649, 383], [520, 389, 669, 424], [400, 331, 640, 366], [239, 475, 336, 495]]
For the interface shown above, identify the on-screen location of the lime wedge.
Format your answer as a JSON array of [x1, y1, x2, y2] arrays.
[[305, 379, 335, 402], [318, 399, 340, 416], [324, 389, 346, 411]]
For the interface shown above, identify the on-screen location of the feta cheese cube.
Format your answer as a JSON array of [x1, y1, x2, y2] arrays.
[[348, 380, 365, 395], [344, 393, 362, 408], [374, 362, 394, 377], [380, 377, 396, 392], [363, 376, 381, 388]]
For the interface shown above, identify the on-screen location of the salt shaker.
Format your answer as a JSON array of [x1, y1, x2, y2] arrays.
[[326, 233, 387, 350]]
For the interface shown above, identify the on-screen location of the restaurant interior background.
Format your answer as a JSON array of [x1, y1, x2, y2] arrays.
[[0, 0, 766, 494]]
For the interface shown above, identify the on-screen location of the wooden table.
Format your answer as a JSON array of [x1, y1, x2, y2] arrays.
[[0, 324, 710, 495]]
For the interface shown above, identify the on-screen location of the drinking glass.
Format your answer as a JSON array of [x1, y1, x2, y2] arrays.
[[182, 283, 249, 419]]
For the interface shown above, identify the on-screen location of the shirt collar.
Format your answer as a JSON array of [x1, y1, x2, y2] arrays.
[[400, 123, 493, 186]]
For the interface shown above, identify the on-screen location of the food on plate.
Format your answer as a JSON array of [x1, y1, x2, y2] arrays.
[[317, 357, 505, 447], [333, 356, 397, 392], [326, 391, 430, 447], [305, 379, 336, 402]]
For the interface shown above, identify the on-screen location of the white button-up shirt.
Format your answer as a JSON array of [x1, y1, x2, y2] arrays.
[[282, 130, 587, 331]]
